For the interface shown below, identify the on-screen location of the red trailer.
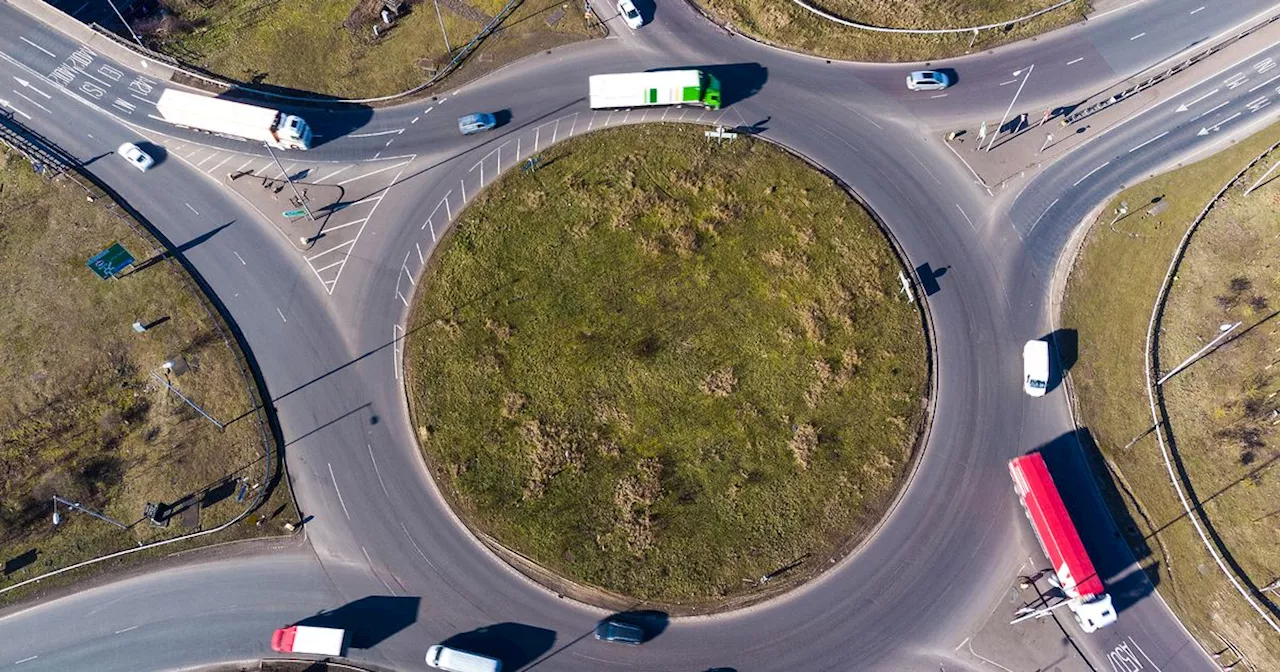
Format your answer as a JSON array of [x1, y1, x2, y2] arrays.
[[1009, 452, 1117, 633]]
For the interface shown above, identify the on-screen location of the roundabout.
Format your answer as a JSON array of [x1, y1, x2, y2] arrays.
[[0, 0, 1276, 670]]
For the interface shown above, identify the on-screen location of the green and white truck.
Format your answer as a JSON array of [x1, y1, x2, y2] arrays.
[[588, 70, 722, 110]]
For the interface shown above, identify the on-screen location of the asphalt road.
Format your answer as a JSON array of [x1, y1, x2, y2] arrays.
[[0, 0, 1277, 669]]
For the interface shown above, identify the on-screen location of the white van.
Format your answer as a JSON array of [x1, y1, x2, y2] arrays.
[[425, 645, 502, 672], [1023, 339, 1049, 397]]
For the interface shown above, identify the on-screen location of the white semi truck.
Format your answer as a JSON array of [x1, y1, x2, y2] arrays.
[[155, 89, 313, 150], [588, 70, 721, 110]]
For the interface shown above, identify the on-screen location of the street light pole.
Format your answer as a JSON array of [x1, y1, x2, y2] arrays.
[[264, 142, 314, 221], [986, 64, 1035, 152], [52, 495, 129, 530], [151, 368, 225, 429], [1108, 201, 1129, 232], [104, 0, 144, 47], [1157, 321, 1242, 385]]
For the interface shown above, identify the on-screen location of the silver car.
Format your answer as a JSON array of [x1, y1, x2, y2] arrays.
[[905, 70, 951, 91]]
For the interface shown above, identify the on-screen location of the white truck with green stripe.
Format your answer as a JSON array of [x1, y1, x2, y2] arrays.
[[588, 70, 722, 110]]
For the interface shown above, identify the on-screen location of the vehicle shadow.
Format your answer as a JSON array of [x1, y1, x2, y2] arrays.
[[1045, 327, 1077, 394], [437, 622, 557, 670], [294, 595, 420, 648], [632, 0, 655, 23], [648, 63, 768, 108], [1034, 428, 1157, 615]]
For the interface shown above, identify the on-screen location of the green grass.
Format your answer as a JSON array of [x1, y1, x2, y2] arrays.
[[694, 0, 1087, 62], [1062, 125, 1280, 668], [143, 0, 598, 98], [0, 150, 283, 594], [404, 124, 928, 603]]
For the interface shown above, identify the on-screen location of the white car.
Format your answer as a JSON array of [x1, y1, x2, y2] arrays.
[[617, 0, 643, 29], [116, 143, 154, 172], [905, 70, 951, 92]]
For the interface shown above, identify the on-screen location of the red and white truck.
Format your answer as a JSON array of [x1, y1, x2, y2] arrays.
[[271, 625, 348, 656], [1008, 452, 1117, 633]]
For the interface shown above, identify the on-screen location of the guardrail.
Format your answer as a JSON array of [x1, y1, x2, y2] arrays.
[[788, 0, 1080, 35]]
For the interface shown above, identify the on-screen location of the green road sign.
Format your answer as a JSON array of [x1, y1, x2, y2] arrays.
[[283, 208, 307, 218], [86, 242, 135, 280]]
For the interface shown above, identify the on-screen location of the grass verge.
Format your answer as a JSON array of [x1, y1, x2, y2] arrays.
[[0, 149, 291, 598], [405, 124, 929, 604], [1062, 125, 1280, 667], [694, 0, 1086, 62], [138, 0, 599, 98]]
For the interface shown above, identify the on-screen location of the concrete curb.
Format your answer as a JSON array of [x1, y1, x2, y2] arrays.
[[789, 0, 1080, 35]]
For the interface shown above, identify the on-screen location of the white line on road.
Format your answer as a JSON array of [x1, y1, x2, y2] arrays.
[[319, 217, 368, 234], [207, 155, 231, 174], [424, 106, 434, 114], [185, 202, 199, 215], [955, 204, 976, 231], [998, 79, 1017, 86], [1248, 73, 1280, 92], [0, 100, 31, 120], [233, 251, 246, 265], [276, 307, 287, 322], [13, 91, 50, 113], [1207, 111, 1242, 131], [385, 138, 394, 147], [1066, 57, 1084, 65], [415, 242, 423, 264], [1027, 198, 1058, 236], [401, 523, 438, 570], [1128, 131, 1169, 152], [368, 443, 391, 498], [395, 290, 409, 307], [336, 159, 410, 185], [1190, 99, 1230, 122], [18, 37, 55, 59], [197, 152, 217, 167], [315, 164, 352, 182], [1178, 87, 1220, 110], [14, 77, 50, 98], [348, 128, 403, 138], [328, 463, 351, 519], [1129, 32, 1146, 41], [1128, 637, 1163, 672], [930, 93, 948, 98], [114, 626, 138, 634], [234, 158, 254, 172], [1190, 6, 1205, 14], [311, 259, 345, 274], [461, 177, 467, 203], [1072, 161, 1110, 187], [14, 655, 38, 665]]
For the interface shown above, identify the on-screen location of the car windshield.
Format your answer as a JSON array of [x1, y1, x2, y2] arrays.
[[1028, 379, 1046, 389], [626, 8, 639, 17]]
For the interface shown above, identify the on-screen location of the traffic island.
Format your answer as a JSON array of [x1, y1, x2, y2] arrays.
[[403, 124, 932, 611], [1060, 123, 1280, 669], [0, 137, 293, 602], [223, 171, 345, 252]]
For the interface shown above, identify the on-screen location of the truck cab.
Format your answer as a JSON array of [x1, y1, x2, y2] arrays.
[[279, 114, 313, 150]]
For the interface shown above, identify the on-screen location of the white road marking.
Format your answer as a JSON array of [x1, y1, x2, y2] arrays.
[[13, 77, 50, 98], [416, 242, 423, 264], [185, 202, 199, 215], [1190, 6, 1205, 14], [1067, 57, 1084, 65], [1204, 110, 1242, 132], [233, 251, 247, 265], [1190, 99, 1230, 121], [1128, 637, 1162, 671], [396, 290, 409, 307], [310, 259, 345, 274], [1248, 73, 1280, 92], [1177, 87, 1220, 111], [348, 128, 403, 138], [401, 522, 438, 570], [1073, 161, 1110, 187], [328, 462, 351, 519], [318, 217, 368, 234], [1027, 198, 1058, 236], [207, 155, 232, 174], [196, 152, 217, 167], [954, 636, 971, 651], [306, 239, 357, 261], [1127, 131, 1169, 152], [461, 177, 467, 203], [18, 37, 55, 58], [930, 93, 948, 98], [336, 159, 410, 185], [276, 307, 288, 322], [0, 99, 31, 119], [1246, 96, 1270, 112], [114, 626, 138, 634], [998, 79, 1017, 86], [129, 93, 154, 105], [14, 655, 38, 665], [13, 91, 50, 113], [315, 164, 352, 182], [1129, 32, 1146, 41], [411, 116, 419, 123], [112, 98, 135, 113], [368, 443, 391, 497], [955, 204, 976, 231]]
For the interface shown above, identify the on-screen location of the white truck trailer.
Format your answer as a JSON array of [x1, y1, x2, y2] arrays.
[[271, 625, 347, 656], [588, 70, 721, 110], [155, 89, 313, 150]]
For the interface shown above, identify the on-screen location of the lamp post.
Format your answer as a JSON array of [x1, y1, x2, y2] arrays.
[[52, 495, 129, 530]]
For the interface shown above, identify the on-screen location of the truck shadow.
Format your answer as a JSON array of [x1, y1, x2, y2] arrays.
[[294, 595, 419, 649], [437, 622, 556, 671], [1033, 428, 1157, 615]]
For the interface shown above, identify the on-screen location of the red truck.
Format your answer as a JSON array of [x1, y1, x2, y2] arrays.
[[1009, 452, 1117, 633]]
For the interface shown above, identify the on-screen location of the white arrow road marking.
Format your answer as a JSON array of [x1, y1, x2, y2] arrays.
[[1190, 100, 1230, 121], [0, 99, 31, 119], [1198, 111, 1243, 134], [13, 76, 50, 98]]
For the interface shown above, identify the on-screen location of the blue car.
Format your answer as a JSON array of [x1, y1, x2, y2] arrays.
[[458, 112, 497, 135], [594, 620, 645, 645]]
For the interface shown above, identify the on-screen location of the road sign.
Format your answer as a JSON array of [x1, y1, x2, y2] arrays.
[[86, 242, 134, 279], [283, 208, 307, 218]]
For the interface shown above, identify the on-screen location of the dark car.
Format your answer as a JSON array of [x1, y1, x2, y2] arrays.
[[594, 619, 645, 645]]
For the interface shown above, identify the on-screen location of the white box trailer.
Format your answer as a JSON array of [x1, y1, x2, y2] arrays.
[[271, 625, 347, 656], [588, 70, 721, 110], [155, 89, 313, 150]]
